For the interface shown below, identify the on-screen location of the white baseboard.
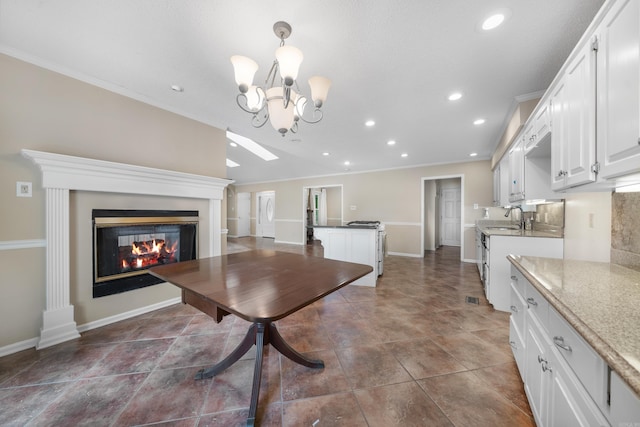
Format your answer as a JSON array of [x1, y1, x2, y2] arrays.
[[462, 258, 477, 263], [77, 297, 182, 333], [0, 297, 182, 357], [0, 337, 39, 357], [387, 251, 423, 258]]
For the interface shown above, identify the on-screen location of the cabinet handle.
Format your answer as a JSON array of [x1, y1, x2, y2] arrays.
[[510, 305, 518, 313], [537, 354, 545, 364], [511, 275, 517, 281], [553, 336, 573, 352], [541, 361, 553, 373], [527, 297, 538, 307], [509, 341, 517, 350]]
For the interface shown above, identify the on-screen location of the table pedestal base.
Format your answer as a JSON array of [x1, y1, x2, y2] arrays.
[[196, 321, 324, 427]]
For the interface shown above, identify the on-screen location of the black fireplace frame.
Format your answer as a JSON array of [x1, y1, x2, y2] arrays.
[[92, 209, 198, 298]]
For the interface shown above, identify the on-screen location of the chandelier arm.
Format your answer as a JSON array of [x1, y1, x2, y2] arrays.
[[236, 93, 265, 114], [297, 108, 324, 124], [265, 60, 279, 88], [251, 110, 269, 128]]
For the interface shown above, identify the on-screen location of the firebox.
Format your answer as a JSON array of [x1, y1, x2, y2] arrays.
[[92, 209, 198, 298]]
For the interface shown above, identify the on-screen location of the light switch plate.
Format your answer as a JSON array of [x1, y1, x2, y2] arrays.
[[16, 181, 32, 197]]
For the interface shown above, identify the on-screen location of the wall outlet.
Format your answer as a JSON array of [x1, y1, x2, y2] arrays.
[[350, 205, 357, 211], [16, 181, 32, 197], [473, 203, 479, 209]]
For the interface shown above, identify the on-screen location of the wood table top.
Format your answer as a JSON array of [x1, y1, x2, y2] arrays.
[[149, 250, 373, 322]]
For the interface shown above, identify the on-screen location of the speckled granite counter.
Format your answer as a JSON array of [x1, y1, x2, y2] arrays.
[[477, 220, 563, 238], [508, 255, 640, 396]]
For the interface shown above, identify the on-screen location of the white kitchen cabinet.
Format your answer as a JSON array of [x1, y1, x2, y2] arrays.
[[492, 164, 501, 206], [550, 38, 598, 191], [493, 156, 511, 207], [532, 100, 551, 150], [509, 264, 629, 427], [508, 137, 525, 203], [610, 370, 640, 426], [485, 234, 562, 312], [313, 227, 378, 287], [596, 0, 640, 180]]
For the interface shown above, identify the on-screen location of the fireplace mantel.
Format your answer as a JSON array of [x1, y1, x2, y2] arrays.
[[22, 149, 232, 349]]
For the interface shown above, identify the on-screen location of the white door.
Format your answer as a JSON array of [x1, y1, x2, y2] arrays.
[[257, 191, 275, 238], [237, 192, 250, 237], [441, 188, 461, 246]]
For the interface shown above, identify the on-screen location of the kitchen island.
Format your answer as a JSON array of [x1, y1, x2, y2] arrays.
[[312, 225, 382, 287], [508, 255, 640, 426]]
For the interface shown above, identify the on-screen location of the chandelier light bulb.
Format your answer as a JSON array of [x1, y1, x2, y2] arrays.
[[230, 55, 259, 93], [275, 45, 303, 86], [267, 87, 296, 134], [309, 76, 331, 108]]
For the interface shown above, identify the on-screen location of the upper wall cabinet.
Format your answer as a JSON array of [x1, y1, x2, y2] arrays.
[[508, 137, 525, 203], [550, 39, 598, 191], [596, 0, 640, 180]]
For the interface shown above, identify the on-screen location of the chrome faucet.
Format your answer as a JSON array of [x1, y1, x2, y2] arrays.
[[504, 205, 525, 229]]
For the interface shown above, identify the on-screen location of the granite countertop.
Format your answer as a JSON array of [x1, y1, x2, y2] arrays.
[[508, 255, 640, 396], [477, 220, 563, 238]]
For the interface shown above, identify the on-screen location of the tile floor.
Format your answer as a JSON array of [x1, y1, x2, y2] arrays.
[[0, 238, 534, 426]]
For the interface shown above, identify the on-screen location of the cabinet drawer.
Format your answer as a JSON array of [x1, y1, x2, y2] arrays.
[[510, 268, 525, 296], [548, 307, 606, 407], [510, 282, 526, 338], [525, 281, 549, 330]]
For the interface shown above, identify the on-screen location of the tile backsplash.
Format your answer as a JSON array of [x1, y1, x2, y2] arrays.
[[611, 191, 640, 271]]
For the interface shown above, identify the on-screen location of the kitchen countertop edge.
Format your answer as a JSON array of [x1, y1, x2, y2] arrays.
[[507, 254, 640, 396]]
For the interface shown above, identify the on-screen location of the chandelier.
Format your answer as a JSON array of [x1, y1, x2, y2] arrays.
[[230, 21, 331, 136]]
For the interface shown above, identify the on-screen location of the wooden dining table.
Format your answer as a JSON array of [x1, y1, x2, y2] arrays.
[[149, 250, 373, 427]]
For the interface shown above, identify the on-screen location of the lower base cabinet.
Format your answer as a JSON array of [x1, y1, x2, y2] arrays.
[[510, 265, 640, 426]]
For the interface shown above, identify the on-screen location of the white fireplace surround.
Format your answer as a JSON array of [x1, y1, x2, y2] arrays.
[[22, 149, 232, 349]]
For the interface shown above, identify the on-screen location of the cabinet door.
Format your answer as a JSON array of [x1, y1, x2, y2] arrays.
[[596, 0, 640, 179], [493, 165, 501, 206], [551, 40, 597, 191], [509, 137, 525, 202], [534, 101, 551, 145], [525, 313, 549, 425], [546, 348, 610, 427]]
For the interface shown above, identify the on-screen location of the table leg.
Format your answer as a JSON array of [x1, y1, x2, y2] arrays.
[[195, 323, 257, 380], [268, 323, 324, 369], [246, 323, 265, 427]]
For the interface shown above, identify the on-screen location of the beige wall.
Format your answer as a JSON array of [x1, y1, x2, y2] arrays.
[[563, 192, 612, 262], [0, 54, 227, 348], [234, 160, 494, 260]]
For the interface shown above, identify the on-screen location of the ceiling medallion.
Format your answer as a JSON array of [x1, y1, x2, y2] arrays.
[[231, 21, 331, 136]]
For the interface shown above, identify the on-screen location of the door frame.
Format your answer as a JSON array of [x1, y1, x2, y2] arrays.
[[256, 190, 275, 238], [302, 184, 343, 244], [421, 174, 465, 260]]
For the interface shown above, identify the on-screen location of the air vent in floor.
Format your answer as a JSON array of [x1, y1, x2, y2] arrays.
[[465, 296, 480, 305]]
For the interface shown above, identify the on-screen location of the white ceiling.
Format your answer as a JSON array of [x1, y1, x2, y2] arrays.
[[0, 0, 605, 184]]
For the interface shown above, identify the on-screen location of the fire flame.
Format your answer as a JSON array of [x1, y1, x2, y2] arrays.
[[122, 238, 179, 272]]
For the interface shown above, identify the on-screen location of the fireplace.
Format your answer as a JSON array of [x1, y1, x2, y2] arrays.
[[93, 209, 198, 298]]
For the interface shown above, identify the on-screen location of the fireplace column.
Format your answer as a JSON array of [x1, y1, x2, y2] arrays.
[[38, 187, 80, 349]]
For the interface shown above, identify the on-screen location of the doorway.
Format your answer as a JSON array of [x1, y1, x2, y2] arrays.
[[256, 191, 275, 238], [237, 192, 250, 237], [422, 175, 463, 259]]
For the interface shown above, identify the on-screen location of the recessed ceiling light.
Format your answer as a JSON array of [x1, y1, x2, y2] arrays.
[[401, 153, 408, 158], [482, 13, 505, 30], [448, 92, 462, 101], [226, 158, 240, 167], [344, 160, 351, 166], [365, 120, 375, 127], [170, 84, 184, 92], [229, 142, 238, 147], [387, 140, 396, 146], [474, 119, 486, 125], [470, 152, 478, 157], [322, 152, 330, 156]]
